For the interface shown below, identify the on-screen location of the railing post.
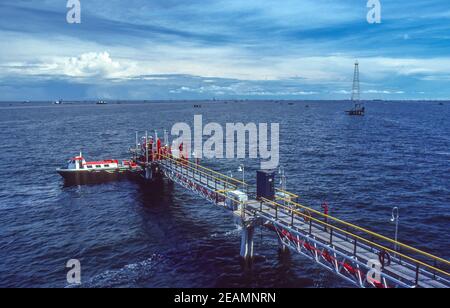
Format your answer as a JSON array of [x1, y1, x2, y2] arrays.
[[260, 201, 263, 212], [309, 219, 312, 235], [275, 204, 278, 220], [415, 265, 420, 286], [433, 260, 437, 279], [329, 228, 333, 245], [214, 177, 217, 197], [353, 239, 357, 257], [291, 210, 294, 227]]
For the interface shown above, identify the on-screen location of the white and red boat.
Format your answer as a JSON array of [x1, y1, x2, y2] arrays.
[[57, 152, 141, 183]]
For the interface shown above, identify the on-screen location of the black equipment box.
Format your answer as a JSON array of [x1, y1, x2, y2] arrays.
[[256, 170, 276, 200]]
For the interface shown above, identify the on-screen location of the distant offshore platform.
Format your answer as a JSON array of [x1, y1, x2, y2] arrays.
[[346, 61, 365, 116]]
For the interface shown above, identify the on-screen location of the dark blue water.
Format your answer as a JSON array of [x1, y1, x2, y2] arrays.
[[0, 100, 448, 288]]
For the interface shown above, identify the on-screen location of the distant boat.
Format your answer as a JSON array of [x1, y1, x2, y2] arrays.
[[346, 61, 365, 116], [97, 100, 107, 105], [193, 104, 202, 108], [54, 99, 63, 105]]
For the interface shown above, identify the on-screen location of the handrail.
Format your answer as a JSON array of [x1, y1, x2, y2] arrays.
[[158, 153, 239, 189], [163, 163, 245, 206], [160, 159, 246, 206], [150, 149, 449, 278], [275, 196, 450, 268], [261, 197, 450, 278], [160, 151, 247, 186], [158, 153, 247, 187]]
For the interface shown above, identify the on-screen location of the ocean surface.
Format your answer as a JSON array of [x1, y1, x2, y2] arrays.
[[0, 100, 448, 288]]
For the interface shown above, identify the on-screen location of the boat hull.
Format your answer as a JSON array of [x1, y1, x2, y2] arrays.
[[57, 168, 141, 185]]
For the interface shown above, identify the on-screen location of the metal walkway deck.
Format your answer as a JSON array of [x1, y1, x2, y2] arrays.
[[135, 147, 450, 288]]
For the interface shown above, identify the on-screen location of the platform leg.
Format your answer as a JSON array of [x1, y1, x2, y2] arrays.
[[240, 225, 254, 260], [278, 238, 289, 254], [145, 166, 152, 180]]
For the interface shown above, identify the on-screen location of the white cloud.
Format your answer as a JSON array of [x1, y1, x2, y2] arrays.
[[363, 90, 405, 94], [3, 49, 450, 92], [59, 52, 123, 78], [2, 51, 140, 79], [333, 90, 351, 95]]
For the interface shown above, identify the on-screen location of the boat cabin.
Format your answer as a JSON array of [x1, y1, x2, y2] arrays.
[[67, 153, 119, 170]]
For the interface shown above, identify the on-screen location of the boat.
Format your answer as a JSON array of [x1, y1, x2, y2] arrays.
[[54, 99, 63, 105], [96, 100, 107, 105], [57, 152, 141, 184]]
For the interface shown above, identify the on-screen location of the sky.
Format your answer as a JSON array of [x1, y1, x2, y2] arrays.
[[0, 0, 450, 101]]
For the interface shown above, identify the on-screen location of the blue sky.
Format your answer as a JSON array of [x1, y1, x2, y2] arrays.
[[0, 0, 450, 100]]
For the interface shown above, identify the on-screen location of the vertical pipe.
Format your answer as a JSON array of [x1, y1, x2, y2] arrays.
[[145, 131, 149, 165], [215, 178, 218, 204], [394, 217, 399, 257], [164, 129, 168, 146], [135, 131, 138, 160], [240, 225, 254, 260]]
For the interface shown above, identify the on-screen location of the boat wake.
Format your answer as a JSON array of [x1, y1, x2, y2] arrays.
[[67, 253, 164, 288], [209, 225, 242, 239]]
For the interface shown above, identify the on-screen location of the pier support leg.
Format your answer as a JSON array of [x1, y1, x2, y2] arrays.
[[278, 238, 289, 254], [145, 166, 152, 180], [240, 225, 255, 260]]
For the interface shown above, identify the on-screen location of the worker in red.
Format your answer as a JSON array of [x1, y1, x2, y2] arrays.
[[179, 142, 184, 159], [321, 201, 329, 232], [148, 137, 154, 161], [157, 138, 162, 160], [179, 142, 186, 165]]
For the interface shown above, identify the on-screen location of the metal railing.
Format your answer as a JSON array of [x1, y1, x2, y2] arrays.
[[260, 197, 450, 281], [149, 150, 449, 284], [157, 153, 248, 213]]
